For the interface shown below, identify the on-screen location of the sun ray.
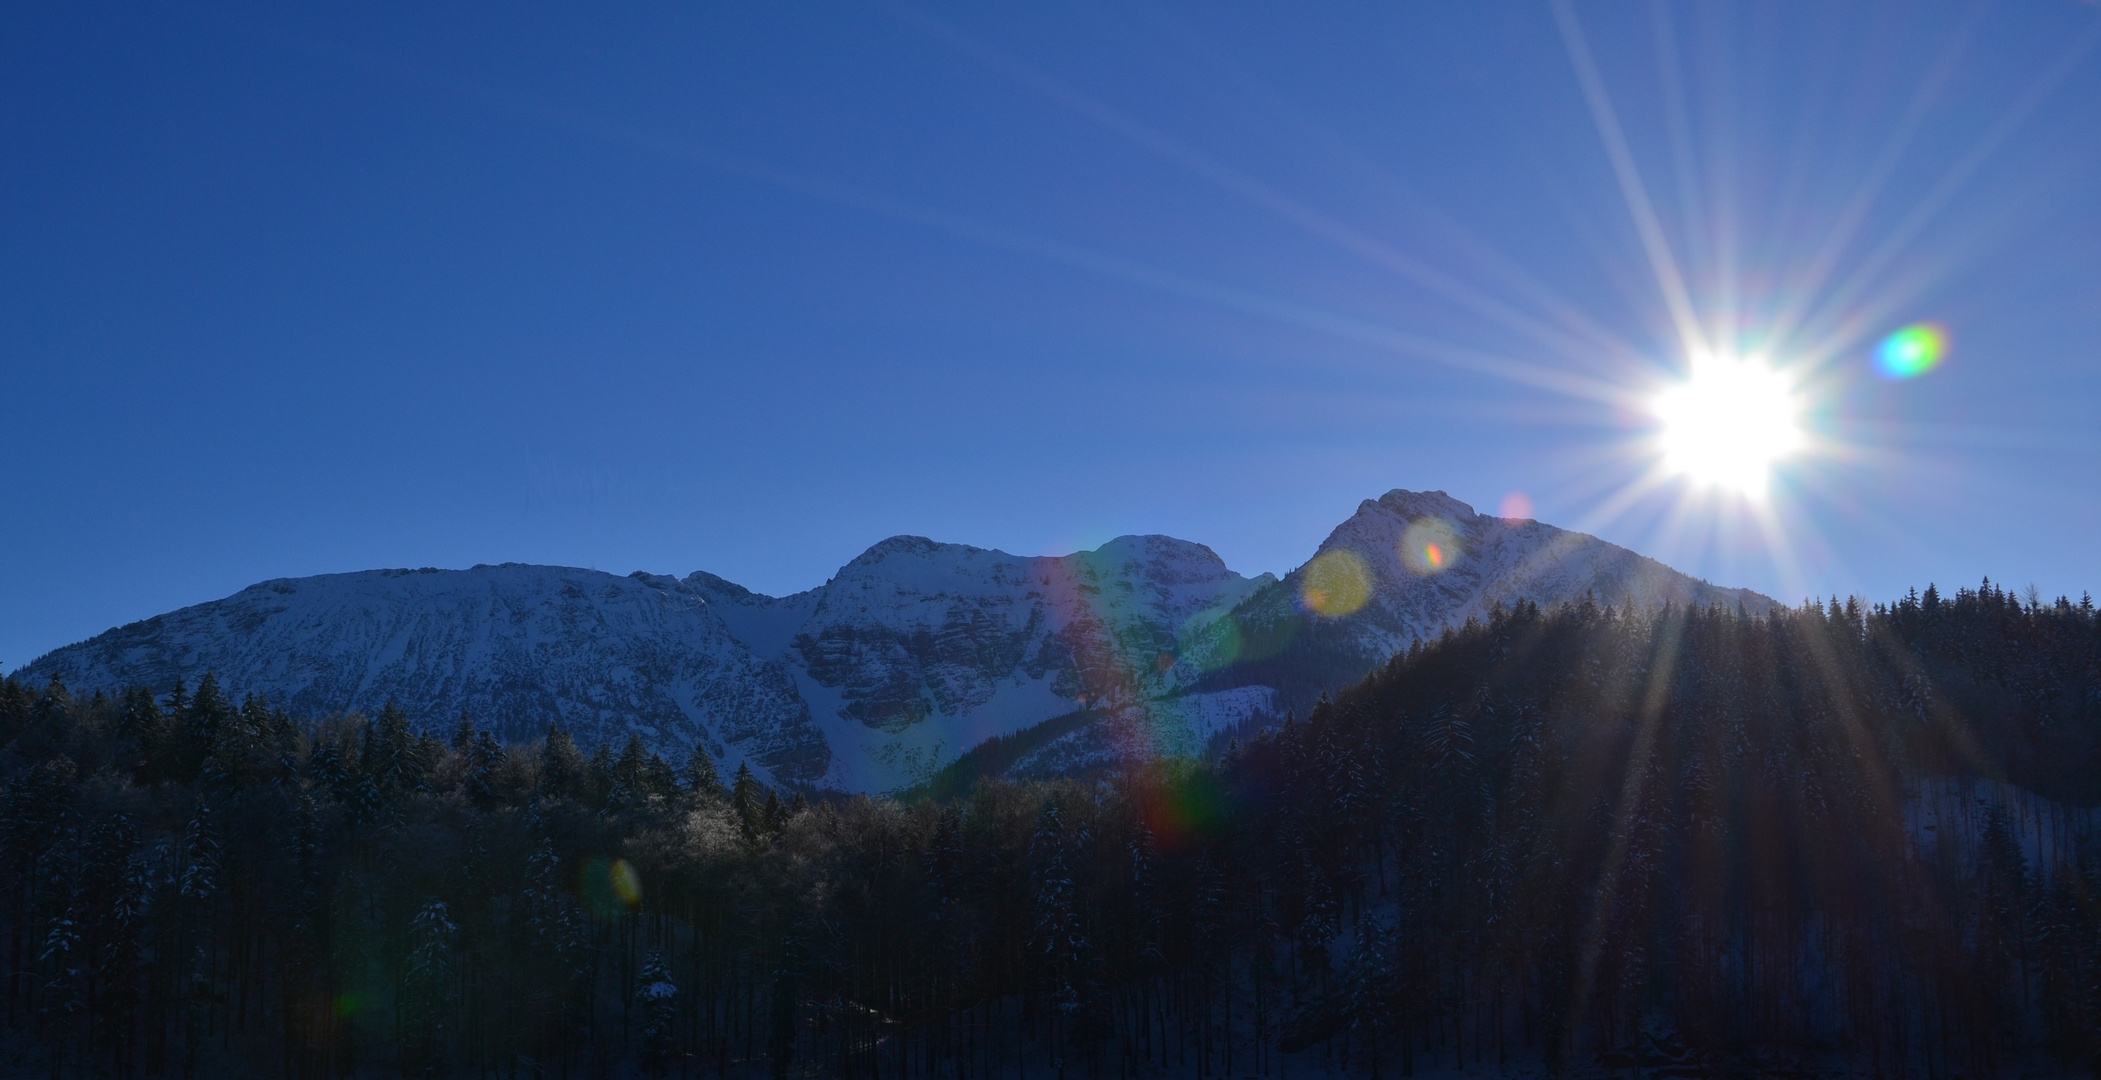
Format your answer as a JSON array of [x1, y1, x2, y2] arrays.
[[1796, 18, 2101, 345], [1762, 6, 1990, 351], [1550, 0, 1709, 362], [1745, 494, 1815, 605], [1646, 0, 1713, 314], [885, 2, 1632, 371], [1136, 7, 1646, 364], [480, 83, 1652, 406]]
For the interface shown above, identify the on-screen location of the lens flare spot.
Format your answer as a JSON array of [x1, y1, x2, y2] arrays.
[[1401, 519, 1462, 575], [333, 993, 364, 1019], [610, 859, 643, 907], [1301, 549, 1371, 617], [1652, 355, 1803, 496], [1497, 492, 1534, 520], [1154, 651, 1176, 673], [582, 856, 643, 918], [1876, 323, 1947, 379]]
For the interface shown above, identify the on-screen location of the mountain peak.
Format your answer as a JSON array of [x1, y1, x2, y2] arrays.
[[1368, 489, 1480, 523], [682, 568, 768, 603], [1083, 534, 1230, 573], [845, 535, 957, 567]]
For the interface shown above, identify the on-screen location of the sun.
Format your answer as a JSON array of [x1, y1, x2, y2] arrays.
[[1651, 354, 1804, 497]]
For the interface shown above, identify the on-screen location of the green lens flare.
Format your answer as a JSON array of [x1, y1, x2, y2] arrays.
[[1876, 324, 1947, 379]]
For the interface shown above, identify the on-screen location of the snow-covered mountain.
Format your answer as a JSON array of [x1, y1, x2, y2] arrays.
[[1221, 488, 1773, 663], [18, 564, 832, 781], [15, 490, 1774, 792], [687, 533, 1272, 791], [993, 490, 1777, 781]]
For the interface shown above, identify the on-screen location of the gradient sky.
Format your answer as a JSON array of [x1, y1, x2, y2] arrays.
[[6, 2, 2100, 670]]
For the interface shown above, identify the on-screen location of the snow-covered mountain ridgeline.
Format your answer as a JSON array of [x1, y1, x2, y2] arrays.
[[1002, 490, 1778, 782], [15, 564, 831, 782], [16, 490, 1775, 792], [683, 534, 1274, 791], [1200, 489, 1775, 667]]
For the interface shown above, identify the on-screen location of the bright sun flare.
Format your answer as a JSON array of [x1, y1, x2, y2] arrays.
[[1652, 356, 1804, 497]]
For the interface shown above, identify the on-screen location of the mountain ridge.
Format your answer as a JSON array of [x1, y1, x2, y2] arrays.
[[16, 490, 1776, 791]]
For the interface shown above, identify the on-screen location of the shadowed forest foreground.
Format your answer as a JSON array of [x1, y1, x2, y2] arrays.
[[3, 580, 2100, 1079]]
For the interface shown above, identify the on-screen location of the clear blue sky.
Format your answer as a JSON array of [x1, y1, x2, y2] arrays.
[[6, 2, 2100, 669]]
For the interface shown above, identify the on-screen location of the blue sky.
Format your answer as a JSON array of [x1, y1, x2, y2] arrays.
[[5, 2, 2100, 668]]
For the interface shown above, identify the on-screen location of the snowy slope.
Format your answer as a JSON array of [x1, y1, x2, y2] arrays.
[[19, 564, 829, 781]]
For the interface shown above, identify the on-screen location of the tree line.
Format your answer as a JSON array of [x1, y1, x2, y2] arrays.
[[1, 578, 2098, 1078]]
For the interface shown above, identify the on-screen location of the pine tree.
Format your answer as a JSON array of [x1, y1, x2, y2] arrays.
[[1030, 801, 1086, 1021], [449, 709, 475, 755], [635, 949, 678, 1078], [539, 722, 584, 801], [760, 788, 783, 835], [400, 900, 457, 1077], [0, 674, 34, 747], [176, 802, 219, 1080], [201, 692, 275, 791], [643, 750, 680, 803], [37, 891, 83, 1069], [464, 729, 506, 810], [1344, 918, 1398, 1080], [522, 826, 587, 1068], [77, 814, 144, 1074], [180, 674, 232, 783], [684, 745, 725, 802], [585, 741, 615, 808], [731, 763, 762, 843], [606, 733, 652, 815], [4, 754, 81, 1036], [362, 701, 425, 795], [113, 685, 164, 781]]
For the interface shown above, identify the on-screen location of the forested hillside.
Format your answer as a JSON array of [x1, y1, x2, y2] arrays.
[[2, 580, 2098, 1079]]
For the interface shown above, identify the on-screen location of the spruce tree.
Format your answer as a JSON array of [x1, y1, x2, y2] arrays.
[[730, 763, 762, 843], [635, 949, 678, 1078], [77, 814, 143, 1074], [400, 900, 457, 1077], [539, 722, 584, 801], [684, 745, 725, 802], [180, 674, 232, 783]]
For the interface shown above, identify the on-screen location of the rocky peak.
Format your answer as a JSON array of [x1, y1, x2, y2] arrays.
[[1370, 489, 1480, 524]]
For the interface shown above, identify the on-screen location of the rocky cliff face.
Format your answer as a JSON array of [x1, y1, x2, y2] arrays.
[[16, 490, 1774, 792]]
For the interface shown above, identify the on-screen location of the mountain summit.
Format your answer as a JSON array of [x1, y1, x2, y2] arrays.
[[17, 490, 1773, 791]]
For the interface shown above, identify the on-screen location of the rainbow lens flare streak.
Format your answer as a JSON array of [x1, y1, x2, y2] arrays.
[[1876, 324, 1947, 380]]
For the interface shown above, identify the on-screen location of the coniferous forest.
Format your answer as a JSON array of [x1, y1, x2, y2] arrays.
[[4, 581, 2101, 1079]]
